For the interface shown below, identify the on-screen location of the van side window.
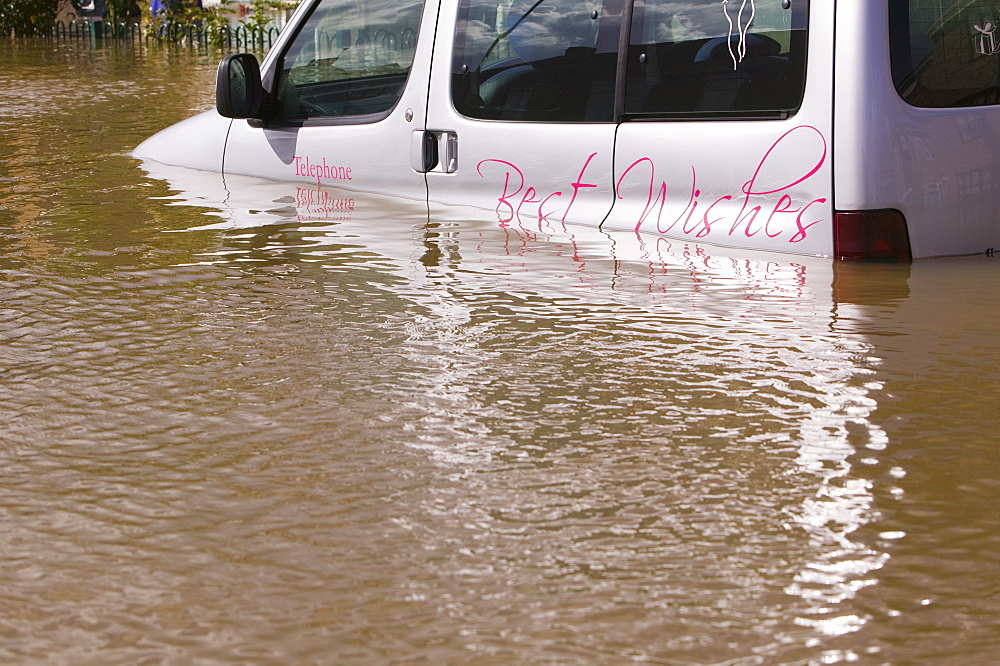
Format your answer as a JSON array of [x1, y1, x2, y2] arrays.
[[891, 0, 1000, 107], [273, 0, 423, 123], [451, 0, 623, 122], [625, 0, 808, 119]]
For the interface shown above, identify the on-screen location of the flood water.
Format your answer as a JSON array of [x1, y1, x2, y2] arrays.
[[1, 39, 998, 664]]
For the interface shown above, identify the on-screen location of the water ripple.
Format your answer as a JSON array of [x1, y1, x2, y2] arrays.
[[0, 39, 997, 664]]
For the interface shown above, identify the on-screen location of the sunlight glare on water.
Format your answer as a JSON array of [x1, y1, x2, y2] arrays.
[[0, 39, 998, 664]]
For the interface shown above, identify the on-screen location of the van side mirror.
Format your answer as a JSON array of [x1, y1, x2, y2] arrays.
[[216, 53, 266, 120]]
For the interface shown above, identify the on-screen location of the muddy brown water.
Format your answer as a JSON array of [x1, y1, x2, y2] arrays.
[[0, 39, 998, 664]]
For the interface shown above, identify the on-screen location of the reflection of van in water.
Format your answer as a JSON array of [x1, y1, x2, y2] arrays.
[[134, 0, 1000, 260]]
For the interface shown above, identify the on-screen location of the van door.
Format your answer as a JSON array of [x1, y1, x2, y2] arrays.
[[222, 0, 438, 203], [603, 0, 835, 256], [424, 0, 624, 227]]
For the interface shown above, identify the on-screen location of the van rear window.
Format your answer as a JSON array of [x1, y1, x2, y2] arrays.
[[891, 0, 1000, 107]]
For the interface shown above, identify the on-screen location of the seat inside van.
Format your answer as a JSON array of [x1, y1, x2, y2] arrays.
[[638, 33, 796, 114]]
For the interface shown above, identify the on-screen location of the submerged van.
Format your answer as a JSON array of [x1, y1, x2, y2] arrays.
[[134, 0, 1000, 260]]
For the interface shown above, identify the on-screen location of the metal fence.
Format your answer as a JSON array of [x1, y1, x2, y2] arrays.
[[49, 19, 281, 50]]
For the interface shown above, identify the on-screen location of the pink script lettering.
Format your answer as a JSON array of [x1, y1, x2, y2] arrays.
[[475, 126, 828, 244], [477, 153, 600, 225]]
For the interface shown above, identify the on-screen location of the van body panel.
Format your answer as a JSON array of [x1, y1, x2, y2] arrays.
[[607, 117, 833, 256], [133, 111, 232, 172], [223, 108, 428, 202], [834, 2, 1000, 258], [423, 0, 619, 225], [132, 0, 1000, 261], [421, 118, 619, 228], [603, 0, 834, 257], [222, 0, 441, 203]]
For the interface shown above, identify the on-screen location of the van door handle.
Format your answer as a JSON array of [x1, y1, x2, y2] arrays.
[[410, 130, 438, 173], [435, 131, 458, 173], [410, 131, 457, 173]]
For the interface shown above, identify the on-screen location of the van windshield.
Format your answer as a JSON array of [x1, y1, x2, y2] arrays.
[[891, 0, 1000, 107]]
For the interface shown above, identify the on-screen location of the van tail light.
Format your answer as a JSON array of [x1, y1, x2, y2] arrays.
[[834, 209, 912, 261]]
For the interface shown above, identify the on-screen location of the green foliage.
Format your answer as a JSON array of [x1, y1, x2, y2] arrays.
[[160, 0, 204, 22], [144, 0, 224, 43], [142, 0, 292, 46], [240, 0, 293, 34], [201, 1, 233, 45], [0, 0, 295, 44], [103, 0, 138, 24], [1, 0, 64, 35]]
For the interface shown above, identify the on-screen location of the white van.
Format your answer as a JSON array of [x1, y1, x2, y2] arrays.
[[134, 0, 1000, 260]]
